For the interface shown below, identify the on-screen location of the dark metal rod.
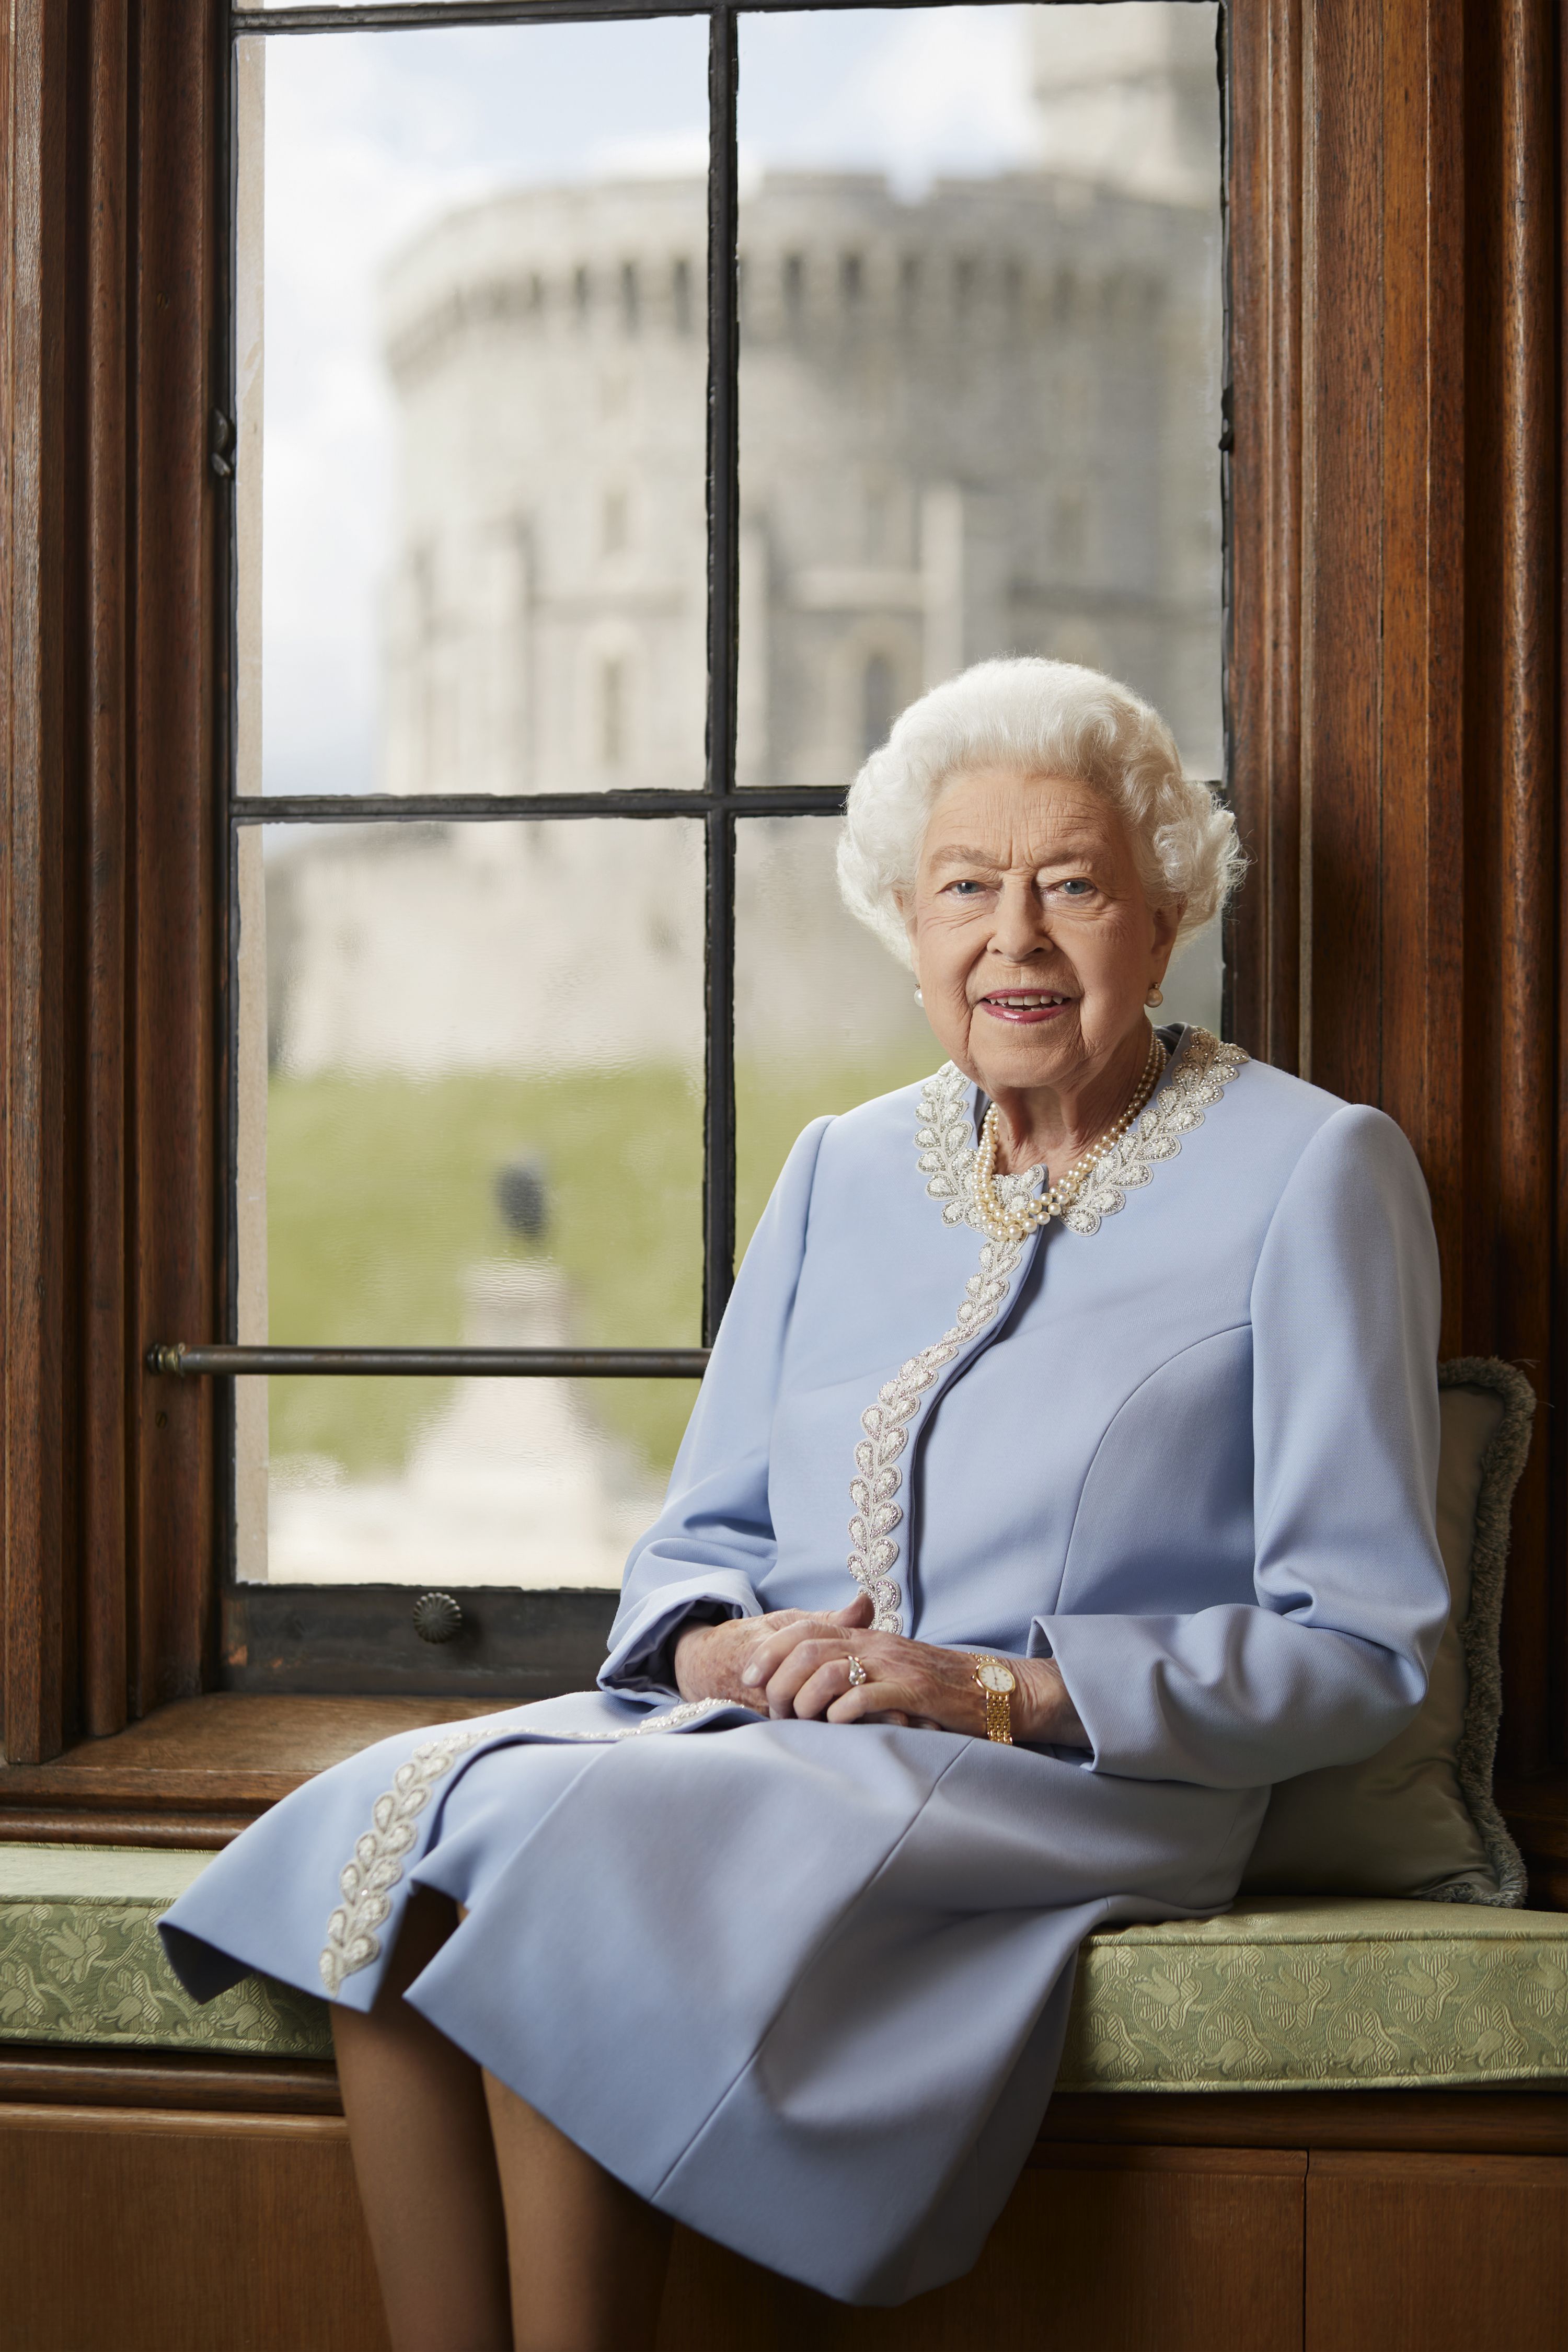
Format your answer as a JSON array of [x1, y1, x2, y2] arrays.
[[232, 787, 846, 825], [148, 1344, 710, 1378], [701, 5, 740, 1347], [236, 4, 712, 30], [235, 1, 983, 36]]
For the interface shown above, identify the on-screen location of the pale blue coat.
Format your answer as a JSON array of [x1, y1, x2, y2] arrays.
[[161, 1030, 1448, 2305]]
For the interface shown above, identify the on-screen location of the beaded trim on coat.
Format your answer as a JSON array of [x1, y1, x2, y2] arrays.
[[319, 1698, 730, 1993], [916, 1025, 1247, 1239], [845, 1027, 1248, 1636]]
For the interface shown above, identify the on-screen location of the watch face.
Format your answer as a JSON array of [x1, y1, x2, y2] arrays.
[[976, 1660, 1016, 1695]]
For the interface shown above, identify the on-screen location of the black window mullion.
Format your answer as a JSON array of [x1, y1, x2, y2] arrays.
[[702, 2, 740, 1347]]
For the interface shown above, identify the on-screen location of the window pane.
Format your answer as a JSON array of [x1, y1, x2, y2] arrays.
[[251, 1371, 696, 1588], [735, 3, 1224, 789], [236, 19, 709, 799], [734, 817, 935, 1258], [235, 817, 702, 1583]]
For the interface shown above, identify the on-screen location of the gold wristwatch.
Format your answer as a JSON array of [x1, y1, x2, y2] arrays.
[[973, 1657, 1017, 1744]]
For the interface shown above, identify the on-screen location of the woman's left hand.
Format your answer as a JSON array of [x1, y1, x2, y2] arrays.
[[740, 1602, 1085, 1745]]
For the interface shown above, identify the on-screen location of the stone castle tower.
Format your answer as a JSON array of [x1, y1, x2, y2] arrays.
[[268, 14, 1224, 1078]]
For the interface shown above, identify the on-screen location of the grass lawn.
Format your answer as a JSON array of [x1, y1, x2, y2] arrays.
[[266, 1052, 935, 1482]]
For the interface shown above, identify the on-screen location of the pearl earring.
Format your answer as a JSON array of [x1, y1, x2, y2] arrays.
[[1145, 984, 1164, 1008], [913, 988, 924, 1005]]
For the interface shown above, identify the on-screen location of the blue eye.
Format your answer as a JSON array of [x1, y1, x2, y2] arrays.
[[1055, 879, 1092, 898]]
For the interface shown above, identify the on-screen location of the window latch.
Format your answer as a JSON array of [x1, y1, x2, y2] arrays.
[[209, 409, 236, 479]]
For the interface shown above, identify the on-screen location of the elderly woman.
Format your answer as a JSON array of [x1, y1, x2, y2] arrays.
[[162, 659, 1447, 2351]]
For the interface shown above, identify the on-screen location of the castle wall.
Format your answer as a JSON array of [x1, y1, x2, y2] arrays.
[[269, 162, 1223, 1079]]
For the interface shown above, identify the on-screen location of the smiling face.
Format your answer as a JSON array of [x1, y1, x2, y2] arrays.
[[902, 765, 1181, 1119]]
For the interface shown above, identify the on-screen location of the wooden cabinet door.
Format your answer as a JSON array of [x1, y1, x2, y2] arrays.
[[1306, 2152, 1568, 2352], [0, 2104, 390, 2352], [659, 2146, 1308, 2352]]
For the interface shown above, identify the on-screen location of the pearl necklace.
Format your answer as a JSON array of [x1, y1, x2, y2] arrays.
[[972, 1029, 1169, 1242]]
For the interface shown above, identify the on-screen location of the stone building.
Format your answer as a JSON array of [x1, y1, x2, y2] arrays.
[[266, 10, 1225, 1079]]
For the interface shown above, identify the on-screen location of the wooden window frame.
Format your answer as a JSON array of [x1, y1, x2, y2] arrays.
[[2, 0, 1564, 1899]]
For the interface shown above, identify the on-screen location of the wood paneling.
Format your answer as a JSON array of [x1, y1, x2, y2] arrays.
[[7, 2090, 1568, 2351], [2, 0, 72, 1770], [1306, 2150, 1568, 2351], [0, 2104, 390, 2352], [4, 2047, 1562, 2162], [1041, 2088, 1568, 2158], [0, 2049, 342, 2115], [1, 1, 223, 1767], [129, 0, 223, 1725], [656, 2149, 1307, 2352], [1227, 0, 1304, 1076], [1227, 0, 1567, 1786], [82, 0, 132, 1743]]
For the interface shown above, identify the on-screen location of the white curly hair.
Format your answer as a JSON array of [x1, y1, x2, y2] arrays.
[[836, 656, 1243, 969]]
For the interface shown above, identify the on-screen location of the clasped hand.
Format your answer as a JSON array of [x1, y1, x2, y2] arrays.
[[673, 1592, 1083, 1746]]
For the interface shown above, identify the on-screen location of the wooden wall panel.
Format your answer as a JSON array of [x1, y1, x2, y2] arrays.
[[82, 1, 132, 1738], [1305, 2151, 1568, 2352], [659, 2150, 1306, 2352], [1227, 0, 1303, 1075], [0, 1, 222, 1764], [1, 0, 72, 1769], [0, 2104, 390, 2352], [128, 0, 222, 1722], [1229, 0, 1566, 1782], [1299, 0, 1385, 1107], [1461, 0, 1560, 1777]]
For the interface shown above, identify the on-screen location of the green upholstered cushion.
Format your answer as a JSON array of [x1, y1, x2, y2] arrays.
[[0, 1846, 331, 2061], [3, 1848, 1565, 2094], [1058, 1895, 1568, 2093]]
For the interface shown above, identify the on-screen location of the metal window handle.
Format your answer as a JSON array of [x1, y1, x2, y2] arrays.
[[209, 408, 235, 478], [413, 1593, 464, 1645]]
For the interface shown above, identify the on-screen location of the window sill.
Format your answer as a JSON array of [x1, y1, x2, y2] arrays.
[[0, 1693, 502, 1847]]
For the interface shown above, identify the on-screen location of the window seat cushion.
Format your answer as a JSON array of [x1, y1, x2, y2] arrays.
[[2, 1848, 1564, 2094], [1058, 1894, 1568, 2092]]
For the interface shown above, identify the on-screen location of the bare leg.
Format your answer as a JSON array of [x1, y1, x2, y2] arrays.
[[333, 1887, 513, 2352], [483, 2070, 674, 2352]]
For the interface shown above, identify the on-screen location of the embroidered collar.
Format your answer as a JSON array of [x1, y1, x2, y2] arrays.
[[914, 1025, 1248, 1241]]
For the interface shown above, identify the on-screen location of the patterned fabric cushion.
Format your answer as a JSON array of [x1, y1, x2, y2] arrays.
[[1241, 1360, 1535, 1907], [1058, 1896, 1568, 2093], [3, 1849, 1565, 2093]]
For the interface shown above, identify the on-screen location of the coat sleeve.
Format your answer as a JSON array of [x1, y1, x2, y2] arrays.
[[1030, 1103, 1451, 1788], [598, 1116, 834, 1701]]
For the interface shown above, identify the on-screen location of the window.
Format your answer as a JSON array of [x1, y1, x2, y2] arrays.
[[200, 1, 1230, 1691]]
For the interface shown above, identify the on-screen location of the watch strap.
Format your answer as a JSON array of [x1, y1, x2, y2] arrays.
[[982, 1686, 1014, 1744]]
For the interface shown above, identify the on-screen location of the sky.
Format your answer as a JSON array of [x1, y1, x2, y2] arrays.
[[253, 8, 1043, 798]]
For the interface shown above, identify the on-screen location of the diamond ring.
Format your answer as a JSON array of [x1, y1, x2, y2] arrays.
[[845, 1656, 870, 1688]]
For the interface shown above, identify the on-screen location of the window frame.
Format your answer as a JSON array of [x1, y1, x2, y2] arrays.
[[201, 0, 1234, 1696]]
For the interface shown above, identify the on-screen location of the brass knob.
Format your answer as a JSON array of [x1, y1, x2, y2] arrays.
[[412, 1592, 463, 1645]]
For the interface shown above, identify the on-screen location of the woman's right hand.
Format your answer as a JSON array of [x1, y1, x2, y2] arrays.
[[674, 1594, 876, 1708]]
